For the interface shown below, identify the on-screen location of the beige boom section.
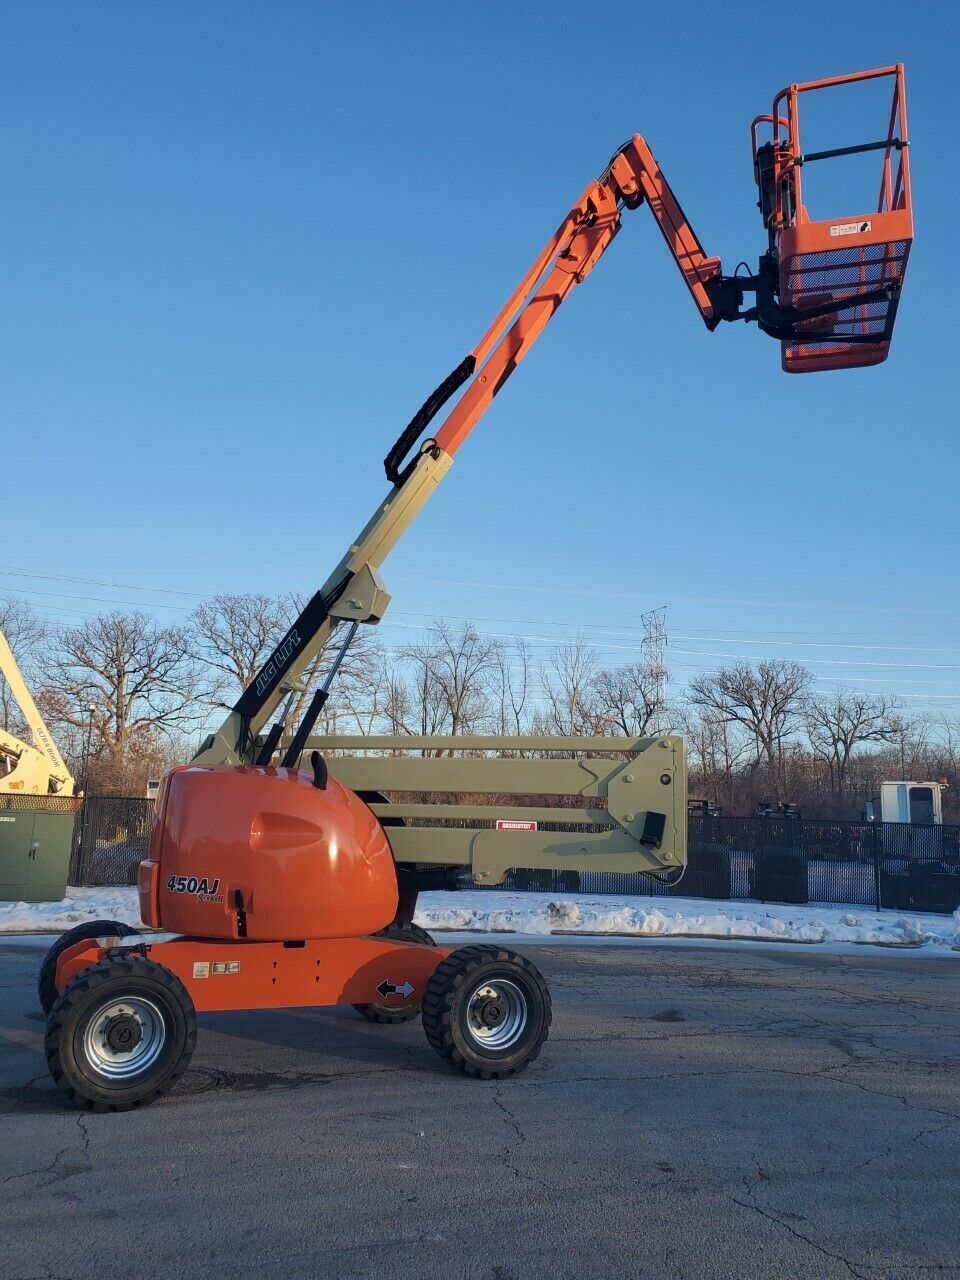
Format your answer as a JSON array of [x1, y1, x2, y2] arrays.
[[299, 734, 687, 886]]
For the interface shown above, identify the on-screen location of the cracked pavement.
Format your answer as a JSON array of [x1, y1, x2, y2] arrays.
[[1, 934, 958, 1280]]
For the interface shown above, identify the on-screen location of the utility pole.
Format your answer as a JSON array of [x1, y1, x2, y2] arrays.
[[641, 606, 668, 735], [81, 703, 97, 794]]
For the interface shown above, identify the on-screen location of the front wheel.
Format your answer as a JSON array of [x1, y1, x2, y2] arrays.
[[422, 945, 551, 1079], [45, 955, 197, 1111], [38, 919, 137, 1016]]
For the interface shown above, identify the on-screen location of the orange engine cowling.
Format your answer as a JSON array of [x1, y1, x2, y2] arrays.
[[138, 764, 399, 941]]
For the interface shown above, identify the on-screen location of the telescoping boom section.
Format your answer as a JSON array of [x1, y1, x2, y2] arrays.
[[194, 64, 913, 775]]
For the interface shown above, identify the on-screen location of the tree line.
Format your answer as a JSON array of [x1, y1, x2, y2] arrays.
[[2, 594, 957, 821]]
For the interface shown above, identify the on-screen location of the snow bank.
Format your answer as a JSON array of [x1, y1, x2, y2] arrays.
[[0, 886, 146, 934], [417, 891, 960, 950], [2, 886, 959, 952]]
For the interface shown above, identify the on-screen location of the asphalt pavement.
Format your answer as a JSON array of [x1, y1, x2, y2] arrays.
[[1, 933, 958, 1280]]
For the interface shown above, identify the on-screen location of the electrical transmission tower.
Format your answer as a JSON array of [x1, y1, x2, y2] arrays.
[[641, 606, 668, 734]]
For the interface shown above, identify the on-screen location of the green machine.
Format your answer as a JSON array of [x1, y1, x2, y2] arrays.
[[0, 628, 77, 903], [0, 797, 77, 903]]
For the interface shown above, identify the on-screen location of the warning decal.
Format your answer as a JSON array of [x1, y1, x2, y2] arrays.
[[829, 220, 872, 237], [496, 820, 538, 832]]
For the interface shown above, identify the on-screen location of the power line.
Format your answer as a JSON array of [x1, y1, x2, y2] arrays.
[[378, 619, 960, 674], [2, 585, 191, 612], [389, 608, 960, 656], [669, 646, 960, 672], [5, 561, 960, 623], [6, 564, 960, 713], [390, 574, 960, 620], [0, 564, 207, 598]]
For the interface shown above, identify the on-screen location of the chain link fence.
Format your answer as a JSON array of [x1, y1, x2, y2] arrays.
[[70, 796, 960, 915], [70, 796, 153, 887]]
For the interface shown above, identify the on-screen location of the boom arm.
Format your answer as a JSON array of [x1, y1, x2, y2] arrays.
[[0, 630, 74, 794], [191, 132, 795, 766], [386, 134, 739, 481]]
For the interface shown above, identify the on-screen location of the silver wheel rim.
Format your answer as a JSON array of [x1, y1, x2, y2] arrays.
[[465, 978, 528, 1051], [82, 996, 167, 1081]]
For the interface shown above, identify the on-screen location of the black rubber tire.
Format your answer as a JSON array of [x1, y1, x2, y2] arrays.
[[353, 921, 436, 1023], [37, 920, 137, 1016], [45, 955, 197, 1112], [421, 944, 552, 1080]]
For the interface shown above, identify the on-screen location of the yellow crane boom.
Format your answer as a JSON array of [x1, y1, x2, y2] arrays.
[[0, 629, 74, 796]]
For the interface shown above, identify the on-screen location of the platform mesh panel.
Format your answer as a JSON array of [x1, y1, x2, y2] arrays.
[[781, 239, 909, 370]]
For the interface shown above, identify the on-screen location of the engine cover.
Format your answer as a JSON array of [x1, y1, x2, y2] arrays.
[[139, 764, 399, 941]]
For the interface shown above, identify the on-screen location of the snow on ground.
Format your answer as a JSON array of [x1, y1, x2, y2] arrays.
[[0, 886, 143, 935], [418, 891, 960, 950], [1, 886, 959, 952]]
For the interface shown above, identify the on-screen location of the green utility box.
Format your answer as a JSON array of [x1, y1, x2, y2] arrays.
[[0, 797, 78, 903]]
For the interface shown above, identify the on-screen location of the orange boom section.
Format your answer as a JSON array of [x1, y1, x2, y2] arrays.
[[752, 65, 912, 373], [140, 764, 399, 940]]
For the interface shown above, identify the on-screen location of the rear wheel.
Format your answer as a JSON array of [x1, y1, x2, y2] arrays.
[[45, 955, 196, 1111], [38, 920, 137, 1016], [422, 945, 551, 1079], [352, 921, 436, 1023]]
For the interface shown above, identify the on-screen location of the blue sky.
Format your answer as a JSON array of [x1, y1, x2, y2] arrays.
[[2, 2, 956, 719]]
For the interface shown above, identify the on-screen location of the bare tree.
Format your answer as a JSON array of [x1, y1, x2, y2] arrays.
[[393, 641, 449, 739], [894, 713, 933, 781], [196, 591, 388, 741], [593, 661, 663, 737], [675, 701, 757, 811], [397, 622, 498, 741], [44, 612, 202, 780], [189, 593, 292, 708], [431, 622, 499, 735], [539, 638, 599, 736], [688, 660, 811, 785], [804, 687, 905, 796], [678, 702, 748, 777], [487, 638, 533, 736], [937, 717, 960, 815], [381, 669, 417, 736], [0, 597, 47, 734], [301, 624, 385, 736]]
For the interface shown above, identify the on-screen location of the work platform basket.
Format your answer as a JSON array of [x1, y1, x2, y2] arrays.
[[752, 65, 912, 373]]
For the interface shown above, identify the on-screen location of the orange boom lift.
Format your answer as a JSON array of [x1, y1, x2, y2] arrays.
[[40, 67, 914, 1110]]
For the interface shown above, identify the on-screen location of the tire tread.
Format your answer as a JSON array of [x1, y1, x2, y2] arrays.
[[45, 954, 197, 1112], [37, 920, 137, 1016], [421, 945, 551, 1079]]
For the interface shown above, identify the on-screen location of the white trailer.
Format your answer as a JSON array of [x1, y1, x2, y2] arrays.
[[867, 782, 945, 826]]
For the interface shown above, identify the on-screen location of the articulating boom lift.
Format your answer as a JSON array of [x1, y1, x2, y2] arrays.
[[41, 67, 913, 1110]]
